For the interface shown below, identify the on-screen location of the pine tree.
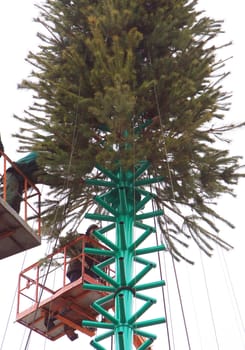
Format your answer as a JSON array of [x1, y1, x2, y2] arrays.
[[14, 0, 244, 262]]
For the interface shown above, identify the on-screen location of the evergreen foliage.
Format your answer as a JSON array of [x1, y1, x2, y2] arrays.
[[14, 0, 244, 261]]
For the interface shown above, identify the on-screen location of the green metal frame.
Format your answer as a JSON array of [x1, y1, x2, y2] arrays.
[[82, 161, 166, 350]]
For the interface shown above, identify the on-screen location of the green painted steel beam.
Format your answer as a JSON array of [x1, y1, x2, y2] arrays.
[[84, 247, 115, 257], [134, 256, 156, 267], [135, 209, 163, 221], [83, 283, 116, 293], [135, 176, 164, 186], [128, 264, 154, 287], [134, 193, 154, 213], [135, 244, 166, 255], [118, 188, 128, 214], [134, 160, 150, 178], [85, 213, 116, 222], [118, 332, 125, 350], [90, 340, 107, 350], [138, 338, 154, 350], [85, 179, 115, 187], [93, 292, 114, 306], [96, 257, 115, 270], [118, 294, 127, 323], [95, 164, 119, 182], [128, 227, 152, 251], [134, 220, 156, 232], [118, 222, 127, 250], [135, 280, 165, 291], [135, 292, 157, 304], [137, 187, 157, 199], [93, 330, 115, 342], [128, 299, 155, 324], [134, 329, 157, 339], [92, 266, 119, 287], [94, 196, 118, 216], [83, 320, 114, 329], [95, 223, 115, 234], [134, 317, 166, 328], [118, 257, 127, 286], [91, 303, 118, 324], [92, 232, 118, 251]]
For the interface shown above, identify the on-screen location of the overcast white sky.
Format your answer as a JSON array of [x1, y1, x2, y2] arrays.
[[0, 1, 245, 350]]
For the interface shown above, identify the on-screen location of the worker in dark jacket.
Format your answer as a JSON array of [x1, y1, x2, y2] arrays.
[[0, 135, 4, 156], [6, 151, 39, 213], [45, 224, 101, 341], [66, 224, 100, 282]]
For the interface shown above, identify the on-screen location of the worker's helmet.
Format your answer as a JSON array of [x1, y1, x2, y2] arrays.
[[85, 224, 99, 236]]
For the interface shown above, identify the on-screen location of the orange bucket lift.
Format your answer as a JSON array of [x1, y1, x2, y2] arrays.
[[16, 235, 115, 340], [0, 151, 41, 259], [16, 235, 150, 348]]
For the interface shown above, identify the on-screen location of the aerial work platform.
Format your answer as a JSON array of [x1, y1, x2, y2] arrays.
[[0, 151, 41, 259], [17, 276, 111, 340], [16, 235, 149, 348], [16, 236, 114, 340]]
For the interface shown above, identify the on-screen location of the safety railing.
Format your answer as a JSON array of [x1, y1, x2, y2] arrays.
[[16, 235, 114, 316], [0, 151, 41, 235]]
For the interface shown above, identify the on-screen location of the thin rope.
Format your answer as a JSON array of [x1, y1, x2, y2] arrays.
[[156, 233, 173, 350], [22, 181, 69, 349], [111, 334, 114, 350], [198, 249, 221, 350], [152, 79, 176, 201], [0, 251, 28, 350], [147, 51, 193, 348], [1, 191, 45, 350], [185, 262, 204, 350], [162, 251, 177, 350], [19, 330, 28, 350], [150, 188, 172, 350], [171, 255, 192, 350], [0, 164, 55, 350], [150, 81, 192, 348], [23, 174, 75, 349], [23, 79, 84, 349], [154, 182, 192, 349], [23, 182, 74, 348], [218, 246, 245, 347]]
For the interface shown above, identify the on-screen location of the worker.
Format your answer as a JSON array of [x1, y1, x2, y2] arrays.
[[66, 224, 100, 282], [0, 134, 4, 156], [5, 151, 39, 213], [44, 225, 101, 341], [44, 311, 79, 341]]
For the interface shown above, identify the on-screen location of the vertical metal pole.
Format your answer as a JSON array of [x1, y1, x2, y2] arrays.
[[83, 163, 166, 350], [114, 214, 134, 348]]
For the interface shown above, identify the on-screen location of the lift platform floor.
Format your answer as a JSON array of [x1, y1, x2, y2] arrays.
[[0, 197, 41, 259], [16, 277, 114, 340]]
